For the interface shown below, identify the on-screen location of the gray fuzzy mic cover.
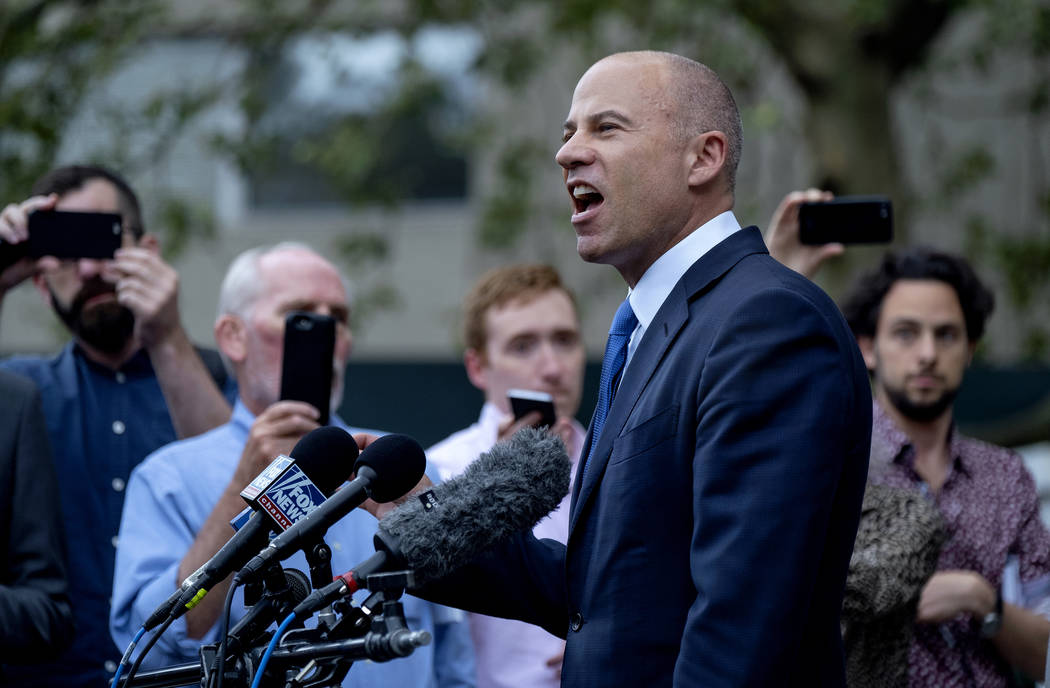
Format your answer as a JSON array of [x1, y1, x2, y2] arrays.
[[377, 426, 570, 583]]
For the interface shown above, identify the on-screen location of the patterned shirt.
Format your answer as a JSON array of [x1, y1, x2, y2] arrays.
[[868, 400, 1050, 688]]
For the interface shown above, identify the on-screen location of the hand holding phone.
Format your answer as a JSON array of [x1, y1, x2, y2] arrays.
[[507, 389, 557, 429], [1, 209, 123, 273], [279, 312, 336, 426], [1, 196, 48, 279], [798, 196, 893, 245]]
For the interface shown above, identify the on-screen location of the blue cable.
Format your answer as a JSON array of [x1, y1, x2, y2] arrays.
[[250, 613, 297, 688], [111, 626, 147, 688]]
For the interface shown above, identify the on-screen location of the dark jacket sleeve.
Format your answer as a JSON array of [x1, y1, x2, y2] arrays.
[[675, 285, 871, 686], [0, 371, 74, 663], [416, 532, 570, 639]]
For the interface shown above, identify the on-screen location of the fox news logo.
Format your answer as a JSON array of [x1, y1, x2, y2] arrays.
[[241, 455, 294, 502], [257, 465, 326, 531]]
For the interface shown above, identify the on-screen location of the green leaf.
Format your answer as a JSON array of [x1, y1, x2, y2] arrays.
[[153, 196, 216, 260], [940, 147, 996, 199]]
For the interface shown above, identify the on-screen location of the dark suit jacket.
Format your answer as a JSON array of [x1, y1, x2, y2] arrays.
[[424, 228, 872, 687], [0, 369, 73, 670]]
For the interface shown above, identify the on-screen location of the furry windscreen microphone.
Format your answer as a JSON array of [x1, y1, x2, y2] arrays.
[[377, 426, 571, 584]]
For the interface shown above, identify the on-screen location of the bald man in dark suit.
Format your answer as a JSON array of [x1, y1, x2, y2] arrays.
[[416, 51, 871, 687]]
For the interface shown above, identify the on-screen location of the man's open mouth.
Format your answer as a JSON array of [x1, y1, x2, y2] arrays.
[[571, 183, 605, 216]]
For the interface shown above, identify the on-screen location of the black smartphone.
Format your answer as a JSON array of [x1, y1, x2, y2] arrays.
[[27, 210, 124, 258], [798, 196, 893, 245], [279, 311, 336, 426], [508, 389, 557, 428], [0, 241, 29, 272]]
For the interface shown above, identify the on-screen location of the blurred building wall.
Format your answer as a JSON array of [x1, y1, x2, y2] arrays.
[[2, 20, 1048, 518]]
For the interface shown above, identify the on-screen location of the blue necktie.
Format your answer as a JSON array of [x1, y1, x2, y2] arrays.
[[582, 298, 638, 479]]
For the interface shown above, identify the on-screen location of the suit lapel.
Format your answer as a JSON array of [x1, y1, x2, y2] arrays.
[[568, 227, 768, 536]]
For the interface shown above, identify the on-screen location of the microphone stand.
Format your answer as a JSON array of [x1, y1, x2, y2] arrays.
[[255, 570, 427, 688], [302, 537, 334, 591], [302, 537, 336, 632], [121, 570, 428, 688], [117, 661, 202, 688], [224, 568, 310, 658], [206, 563, 307, 688]]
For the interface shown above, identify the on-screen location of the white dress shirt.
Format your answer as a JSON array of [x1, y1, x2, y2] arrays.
[[428, 402, 585, 688], [625, 210, 742, 369]]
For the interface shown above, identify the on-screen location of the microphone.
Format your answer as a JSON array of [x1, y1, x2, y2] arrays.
[[379, 426, 570, 583], [293, 427, 570, 616], [293, 551, 389, 618], [237, 433, 426, 581], [143, 427, 359, 630], [240, 427, 354, 531]]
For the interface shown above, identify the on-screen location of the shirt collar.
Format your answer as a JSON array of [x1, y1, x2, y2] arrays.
[[945, 422, 969, 475], [71, 340, 154, 378], [872, 398, 970, 476], [478, 401, 587, 465], [479, 400, 506, 424], [230, 398, 256, 438], [627, 211, 741, 331], [478, 401, 506, 444]]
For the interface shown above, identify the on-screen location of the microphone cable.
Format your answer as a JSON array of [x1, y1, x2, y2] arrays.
[[210, 578, 241, 688], [250, 612, 296, 688], [110, 626, 146, 688], [121, 614, 176, 687]]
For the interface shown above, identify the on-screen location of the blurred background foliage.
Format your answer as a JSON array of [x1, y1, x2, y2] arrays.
[[1, 0, 1048, 355]]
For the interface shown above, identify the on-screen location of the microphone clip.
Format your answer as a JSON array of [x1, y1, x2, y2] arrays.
[[363, 570, 415, 598]]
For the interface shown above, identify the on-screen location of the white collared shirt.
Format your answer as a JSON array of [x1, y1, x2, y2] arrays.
[[427, 402, 586, 688], [623, 211, 742, 368]]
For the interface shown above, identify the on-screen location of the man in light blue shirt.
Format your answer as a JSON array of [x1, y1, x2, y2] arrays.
[[110, 242, 475, 686]]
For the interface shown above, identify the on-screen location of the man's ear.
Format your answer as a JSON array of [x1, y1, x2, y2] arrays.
[[215, 314, 247, 365], [857, 335, 877, 372], [464, 348, 488, 392], [137, 232, 161, 254], [686, 131, 727, 188]]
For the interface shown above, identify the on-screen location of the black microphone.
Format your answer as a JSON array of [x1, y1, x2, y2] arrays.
[[293, 427, 570, 617], [143, 427, 359, 630], [237, 433, 426, 581], [292, 550, 390, 618]]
